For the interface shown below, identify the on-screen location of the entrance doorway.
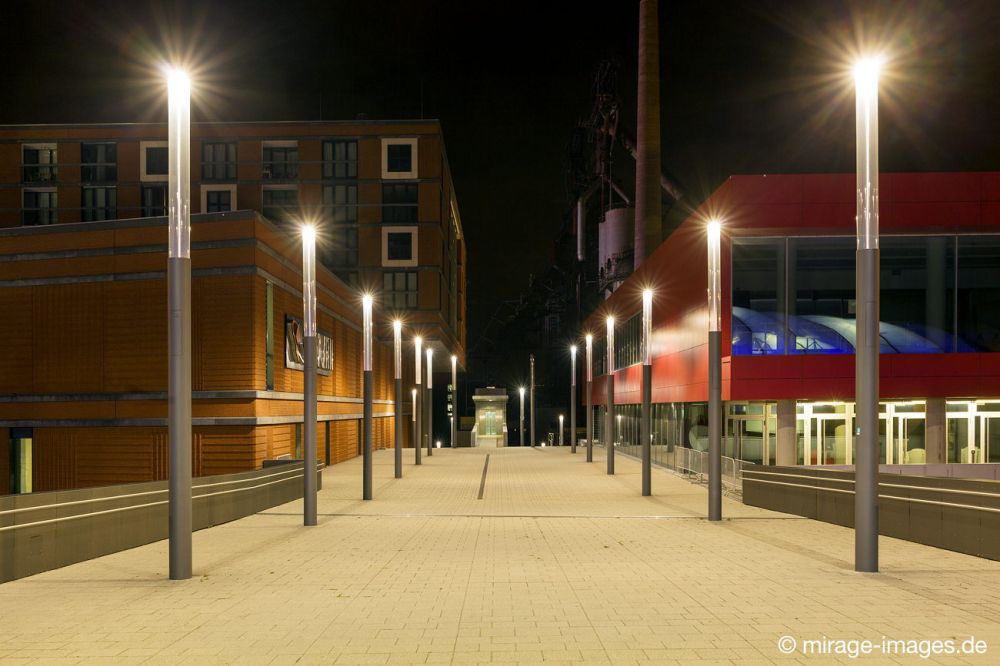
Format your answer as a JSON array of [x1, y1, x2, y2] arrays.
[[10, 427, 32, 494]]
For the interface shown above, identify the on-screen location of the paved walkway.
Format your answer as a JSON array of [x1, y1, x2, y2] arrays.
[[3, 447, 1000, 664]]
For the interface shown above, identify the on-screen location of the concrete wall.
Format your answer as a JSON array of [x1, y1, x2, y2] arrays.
[[0, 462, 320, 583]]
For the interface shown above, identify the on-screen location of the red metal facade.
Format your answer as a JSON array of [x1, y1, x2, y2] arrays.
[[587, 173, 1000, 407]]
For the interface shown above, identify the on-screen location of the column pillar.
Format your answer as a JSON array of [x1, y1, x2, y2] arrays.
[[776, 399, 797, 466], [925, 398, 946, 465]]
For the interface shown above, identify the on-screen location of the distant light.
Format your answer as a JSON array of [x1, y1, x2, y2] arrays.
[[570, 344, 577, 354], [362, 294, 373, 309], [435, 440, 441, 449], [585, 333, 593, 344], [393, 319, 402, 334], [853, 55, 884, 90], [451, 354, 457, 362], [519, 387, 525, 396], [164, 67, 190, 97], [301, 224, 316, 244], [606, 316, 614, 327]]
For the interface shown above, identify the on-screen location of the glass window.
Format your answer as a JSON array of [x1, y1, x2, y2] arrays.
[[145, 146, 168, 176], [958, 235, 1000, 352], [205, 189, 232, 213], [141, 185, 166, 217], [382, 183, 417, 222], [321, 227, 359, 269], [881, 236, 957, 352], [262, 187, 298, 222], [22, 189, 57, 225], [383, 270, 418, 309], [323, 184, 357, 223], [323, 140, 357, 178], [386, 143, 412, 172], [81, 143, 117, 182], [202, 142, 237, 180], [732, 238, 786, 355], [262, 145, 298, 179], [387, 232, 413, 261], [22, 145, 57, 183], [82, 186, 117, 221]]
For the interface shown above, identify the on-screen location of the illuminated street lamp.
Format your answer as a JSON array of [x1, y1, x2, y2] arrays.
[[570, 345, 577, 454], [641, 288, 653, 496], [529, 354, 536, 447], [393, 320, 403, 479], [855, 55, 883, 573], [451, 354, 458, 448], [414, 336, 422, 465], [426, 347, 434, 457], [519, 387, 526, 447], [586, 334, 593, 462], [362, 294, 373, 500], [606, 316, 615, 475], [707, 219, 722, 522], [166, 67, 192, 580], [559, 414, 565, 446], [302, 224, 318, 524]]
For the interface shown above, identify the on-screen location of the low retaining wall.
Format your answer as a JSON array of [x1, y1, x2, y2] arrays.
[[0, 462, 321, 583], [743, 466, 1000, 560]]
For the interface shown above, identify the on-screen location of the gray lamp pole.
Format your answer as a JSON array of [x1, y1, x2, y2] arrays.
[[166, 67, 192, 580], [529, 354, 536, 447], [426, 347, 434, 457], [707, 219, 722, 522], [854, 56, 882, 573], [414, 336, 422, 465], [451, 354, 458, 448], [393, 320, 403, 479], [411, 388, 417, 457], [302, 225, 318, 524], [570, 345, 577, 454], [606, 316, 615, 475], [641, 288, 653, 496], [586, 334, 593, 462], [519, 387, 525, 446], [362, 295, 373, 500]]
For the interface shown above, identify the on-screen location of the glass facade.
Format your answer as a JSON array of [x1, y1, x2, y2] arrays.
[[732, 235, 998, 355]]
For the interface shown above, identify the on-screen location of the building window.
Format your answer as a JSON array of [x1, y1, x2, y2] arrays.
[[322, 140, 357, 178], [381, 138, 418, 179], [262, 186, 298, 222], [958, 235, 1000, 352], [22, 189, 57, 225], [140, 141, 168, 181], [81, 142, 117, 182], [383, 271, 418, 309], [9, 428, 32, 494], [262, 142, 298, 179], [382, 183, 417, 222], [141, 184, 166, 217], [322, 184, 357, 223], [382, 226, 418, 267], [321, 227, 359, 270], [22, 144, 57, 183], [82, 186, 117, 221], [201, 184, 237, 213], [201, 141, 237, 180]]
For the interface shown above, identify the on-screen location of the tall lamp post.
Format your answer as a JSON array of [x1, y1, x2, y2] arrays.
[[451, 354, 458, 448], [606, 316, 615, 475], [167, 67, 192, 580], [586, 334, 593, 462], [393, 320, 403, 479], [426, 347, 434, 457], [529, 354, 536, 447], [570, 345, 577, 454], [855, 56, 882, 573], [707, 219, 722, 522], [641, 288, 653, 496], [414, 336, 422, 465], [362, 295, 373, 500], [302, 224, 318, 524], [519, 387, 526, 446], [559, 414, 564, 446]]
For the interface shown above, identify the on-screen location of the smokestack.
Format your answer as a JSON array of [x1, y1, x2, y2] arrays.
[[634, 0, 662, 270]]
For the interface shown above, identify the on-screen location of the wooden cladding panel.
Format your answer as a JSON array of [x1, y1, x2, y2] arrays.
[[0, 427, 9, 495], [33, 283, 104, 393], [30, 427, 168, 492], [104, 280, 167, 392], [194, 275, 254, 391], [332, 419, 359, 463], [0, 288, 33, 394], [196, 427, 255, 476]]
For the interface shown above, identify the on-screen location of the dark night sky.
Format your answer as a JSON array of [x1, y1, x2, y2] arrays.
[[2, 0, 999, 346]]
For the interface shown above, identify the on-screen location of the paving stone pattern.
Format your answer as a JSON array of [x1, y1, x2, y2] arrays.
[[2, 447, 1000, 664]]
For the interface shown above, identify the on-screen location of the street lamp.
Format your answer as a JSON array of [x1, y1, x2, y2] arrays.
[[606, 316, 615, 475], [529, 354, 536, 447], [393, 320, 403, 479], [641, 288, 653, 496], [426, 347, 434, 457], [854, 55, 883, 573], [586, 334, 593, 462], [707, 219, 722, 522], [570, 344, 577, 454], [414, 336, 422, 465], [451, 354, 458, 448], [559, 414, 564, 446], [167, 66, 192, 580], [302, 224, 318, 524], [362, 294, 373, 500], [519, 387, 526, 447]]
